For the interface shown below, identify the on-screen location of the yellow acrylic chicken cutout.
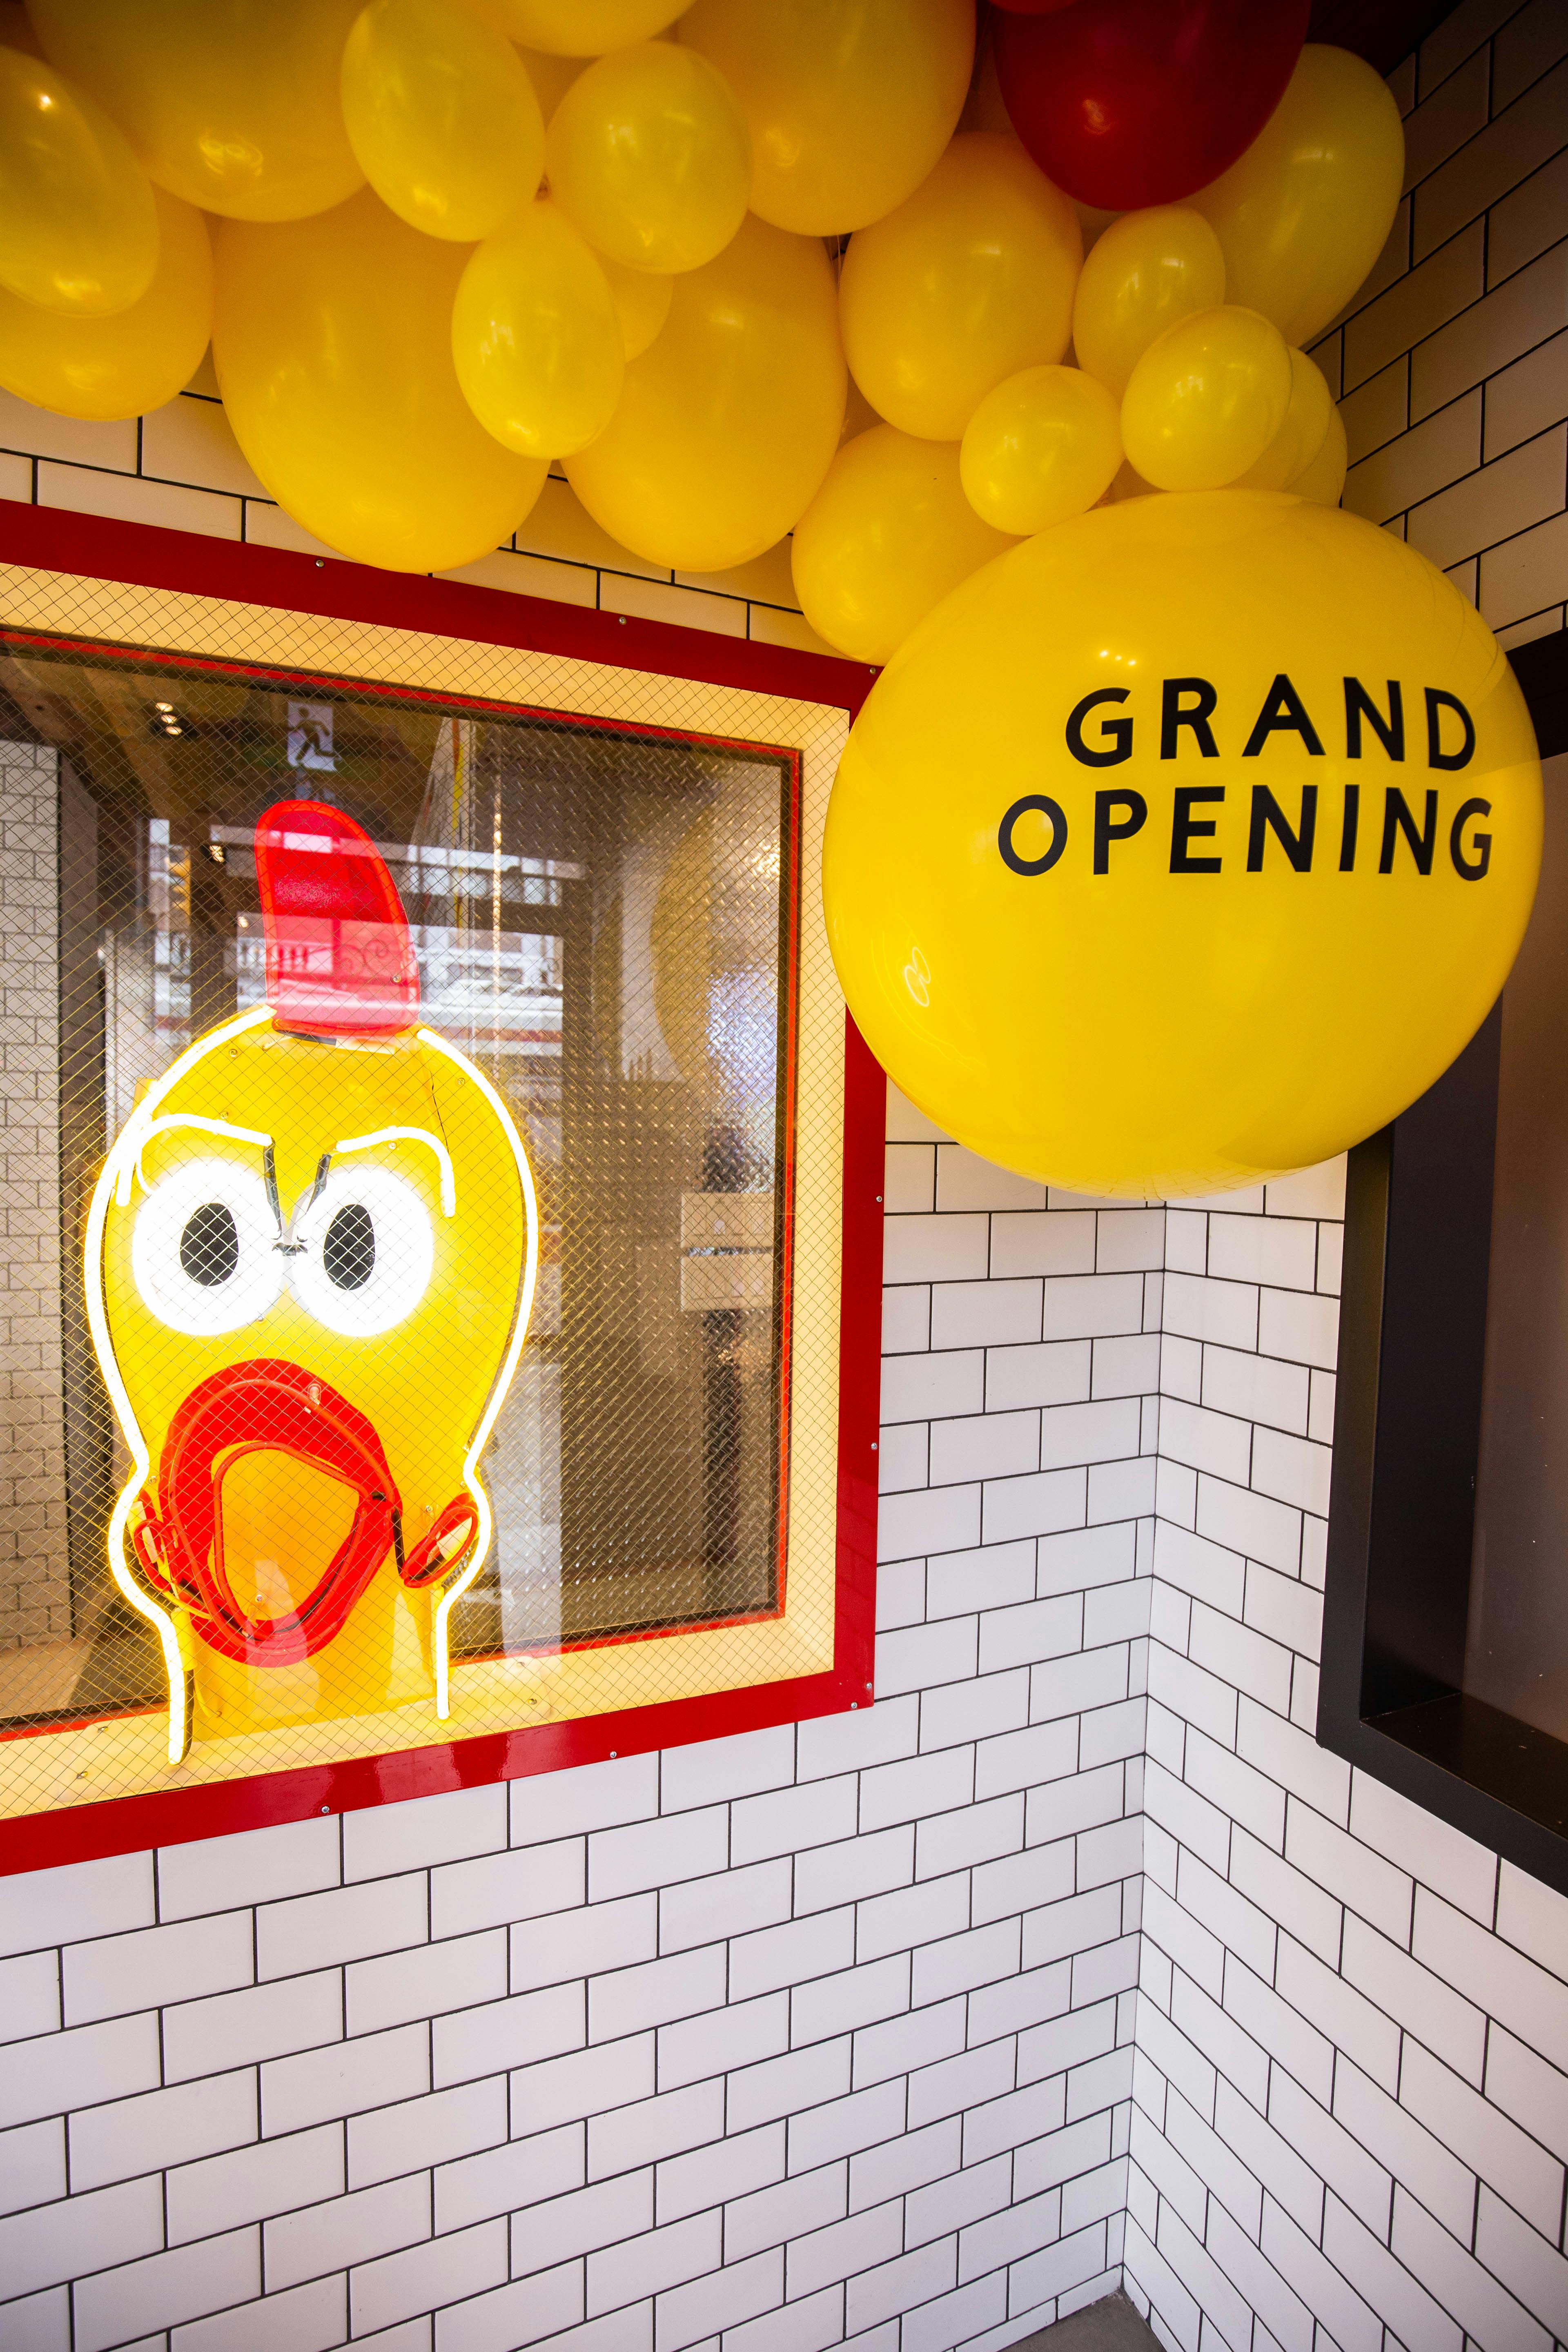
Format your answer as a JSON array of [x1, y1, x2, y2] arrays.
[[84, 800, 537, 1763]]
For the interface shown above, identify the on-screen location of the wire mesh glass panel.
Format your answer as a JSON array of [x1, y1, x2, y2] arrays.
[[0, 635, 799, 1765]]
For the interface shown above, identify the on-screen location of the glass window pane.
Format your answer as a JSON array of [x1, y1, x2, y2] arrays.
[[1467, 751, 1568, 1740], [0, 642, 795, 1738]]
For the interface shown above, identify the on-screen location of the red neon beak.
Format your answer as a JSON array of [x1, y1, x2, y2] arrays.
[[143, 1359, 400, 1668], [130, 1359, 483, 1667]]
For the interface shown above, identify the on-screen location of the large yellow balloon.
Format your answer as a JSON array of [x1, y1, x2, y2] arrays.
[[792, 425, 1016, 665], [1073, 207, 1226, 399], [566, 213, 844, 572], [960, 366, 1122, 536], [0, 187, 210, 420], [486, 0, 680, 54], [29, 0, 365, 221], [1122, 306, 1292, 492], [822, 493, 1541, 1197], [679, 0, 973, 236], [453, 202, 624, 459], [0, 47, 157, 316], [840, 134, 1081, 442], [341, 0, 544, 243], [1192, 47, 1405, 349], [1238, 347, 1332, 490], [214, 189, 545, 573], [546, 42, 751, 274]]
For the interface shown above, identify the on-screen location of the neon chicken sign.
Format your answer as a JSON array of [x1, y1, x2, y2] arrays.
[[83, 802, 538, 1763]]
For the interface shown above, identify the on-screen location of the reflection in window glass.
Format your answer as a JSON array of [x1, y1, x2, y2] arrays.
[[0, 644, 796, 1734], [1468, 753, 1568, 1742]]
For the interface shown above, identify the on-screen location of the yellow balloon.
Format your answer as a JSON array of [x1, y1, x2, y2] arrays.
[[453, 201, 624, 459], [599, 252, 673, 358], [566, 212, 844, 572], [485, 0, 680, 54], [214, 189, 545, 573], [822, 493, 1542, 1197], [29, 0, 365, 221], [960, 365, 1122, 536], [1192, 46, 1405, 349], [0, 47, 157, 316], [546, 42, 751, 275], [679, 0, 973, 236], [1291, 400, 1348, 506], [840, 134, 1081, 442], [1122, 305, 1292, 493], [1238, 347, 1332, 490], [792, 425, 1016, 665], [341, 0, 543, 243], [0, 186, 209, 419], [1072, 206, 1226, 399]]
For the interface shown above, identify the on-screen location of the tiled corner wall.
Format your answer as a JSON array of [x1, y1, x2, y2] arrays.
[[1125, 1159, 1568, 2352], [3, 3, 1568, 2346], [1127, 6, 1568, 2345], [1334, 0, 1568, 653]]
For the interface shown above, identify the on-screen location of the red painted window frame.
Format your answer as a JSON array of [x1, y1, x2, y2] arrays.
[[0, 499, 884, 1875]]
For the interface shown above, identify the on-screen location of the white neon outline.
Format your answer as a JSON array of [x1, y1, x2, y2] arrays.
[[84, 1004, 274, 1764], [333, 1127, 457, 1216], [415, 1027, 539, 1719], [83, 1003, 538, 1755], [119, 1113, 273, 1207]]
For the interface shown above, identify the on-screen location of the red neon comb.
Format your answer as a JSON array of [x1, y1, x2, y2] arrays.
[[254, 800, 419, 1036]]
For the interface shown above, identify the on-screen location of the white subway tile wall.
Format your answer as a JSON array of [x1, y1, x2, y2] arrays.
[[1, 8, 1567, 2345], [1337, 0, 1568, 651]]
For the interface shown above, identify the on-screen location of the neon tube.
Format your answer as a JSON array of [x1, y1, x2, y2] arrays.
[[416, 1028, 539, 1719], [333, 1126, 457, 1216], [84, 1004, 275, 1764]]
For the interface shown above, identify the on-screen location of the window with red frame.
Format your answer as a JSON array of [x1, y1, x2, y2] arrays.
[[0, 637, 800, 1740]]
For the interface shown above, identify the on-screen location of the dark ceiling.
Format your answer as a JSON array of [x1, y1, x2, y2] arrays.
[[1306, 0, 1461, 77]]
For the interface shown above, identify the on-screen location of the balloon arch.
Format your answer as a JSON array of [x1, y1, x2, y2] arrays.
[[2, 0, 1397, 644], [1, 0, 1544, 1199]]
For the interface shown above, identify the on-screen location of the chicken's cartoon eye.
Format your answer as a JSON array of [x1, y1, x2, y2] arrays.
[[287, 1167, 433, 1337], [323, 1201, 374, 1291], [130, 1160, 284, 1336]]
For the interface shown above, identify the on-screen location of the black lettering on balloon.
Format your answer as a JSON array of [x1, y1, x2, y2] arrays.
[[1340, 785, 1360, 871], [1379, 787, 1438, 875], [1066, 688, 1133, 767], [1160, 678, 1219, 760], [1345, 677, 1405, 761], [1093, 789, 1147, 874], [1426, 687, 1476, 771], [999, 795, 1068, 875], [1242, 673, 1325, 758], [1171, 786, 1225, 873], [1450, 797, 1492, 881], [1247, 785, 1318, 873]]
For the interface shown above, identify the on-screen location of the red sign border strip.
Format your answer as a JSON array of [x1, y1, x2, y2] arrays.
[[0, 497, 884, 1874]]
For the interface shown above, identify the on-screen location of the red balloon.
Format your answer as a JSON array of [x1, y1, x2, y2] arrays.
[[994, 0, 1310, 212], [990, 2, 1080, 13]]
